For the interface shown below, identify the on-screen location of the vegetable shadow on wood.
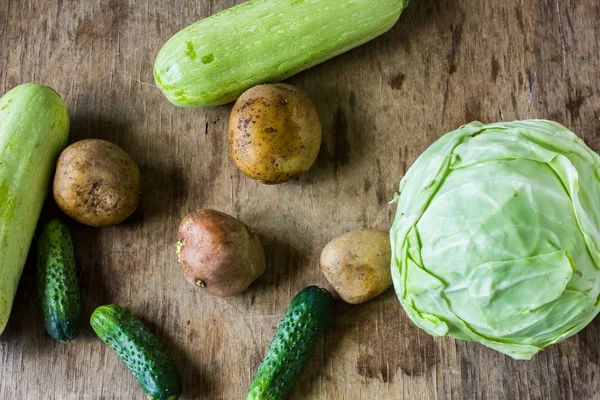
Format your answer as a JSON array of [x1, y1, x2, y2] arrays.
[[69, 112, 189, 227], [141, 315, 213, 399]]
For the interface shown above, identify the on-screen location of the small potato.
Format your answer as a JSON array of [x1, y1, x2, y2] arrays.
[[53, 139, 141, 227], [228, 83, 322, 184], [177, 210, 265, 297], [320, 230, 392, 304]]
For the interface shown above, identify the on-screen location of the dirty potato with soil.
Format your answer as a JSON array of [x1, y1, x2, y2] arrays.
[[320, 229, 392, 304], [53, 139, 141, 227], [177, 209, 266, 297], [228, 84, 322, 184]]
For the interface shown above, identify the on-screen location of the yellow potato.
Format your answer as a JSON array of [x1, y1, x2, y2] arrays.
[[320, 229, 392, 304], [228, 84, 322, 184], [53, 139, 141, 227]]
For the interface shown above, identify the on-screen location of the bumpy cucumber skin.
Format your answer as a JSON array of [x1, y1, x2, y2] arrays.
[[37, 219, 82, 343], [0, 83, 69, 335], [154, 0, 409, 107], [248, 286, 333, 400], [91, 305, 182, 400]]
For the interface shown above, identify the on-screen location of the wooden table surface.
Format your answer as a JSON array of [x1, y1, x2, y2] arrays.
[[2, 0, 600, 399]]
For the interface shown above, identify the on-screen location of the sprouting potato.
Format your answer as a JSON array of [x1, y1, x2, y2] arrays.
[[177, 209, 266, 297]]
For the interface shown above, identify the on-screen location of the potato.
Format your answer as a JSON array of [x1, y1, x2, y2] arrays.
[[228, 83, 321, 184], [53, 139, 141, 227], [177, 210, 265, 297], [320, 229, 392, 304]]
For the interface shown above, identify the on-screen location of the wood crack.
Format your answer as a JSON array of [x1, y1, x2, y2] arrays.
[[556, 0, 567, 69], [527, 72, 537, 118]]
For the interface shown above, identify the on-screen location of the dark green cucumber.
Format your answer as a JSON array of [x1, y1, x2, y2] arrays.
[[91, 304, 182, 400], [36, 219, 82, 343], [248, 286, 333, 400]]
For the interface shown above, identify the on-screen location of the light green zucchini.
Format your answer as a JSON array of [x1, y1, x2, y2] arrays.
[[0, 83, 69, 335], [154, 0, 409, 107]]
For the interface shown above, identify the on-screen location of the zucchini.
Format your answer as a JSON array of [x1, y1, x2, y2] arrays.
[[247, 286, 333, 400], [91, 304, 183, 400], [154, 0, 409, 107], [37, 219, 82, 343], [0, 83, 69, 335]]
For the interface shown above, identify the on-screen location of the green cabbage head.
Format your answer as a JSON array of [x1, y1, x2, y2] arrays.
[[391, 120, 600, 360]]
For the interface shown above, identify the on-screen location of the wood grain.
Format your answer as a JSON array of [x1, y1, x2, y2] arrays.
[[1, 0, 600, 399]]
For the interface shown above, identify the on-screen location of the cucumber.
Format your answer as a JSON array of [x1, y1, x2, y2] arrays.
[[154, 0, 409, 107], [91, 304, 182, 400], [247, 286, 333, 400], [0, 83, 69, 335], [37, 219, 82, 343]]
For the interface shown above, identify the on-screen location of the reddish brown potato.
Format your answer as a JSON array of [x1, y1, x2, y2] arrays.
[[53, 139, 141, 227], [177, 210, 265, 297], [228, 83, 322, 185], [320, 229, 392, 304]]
